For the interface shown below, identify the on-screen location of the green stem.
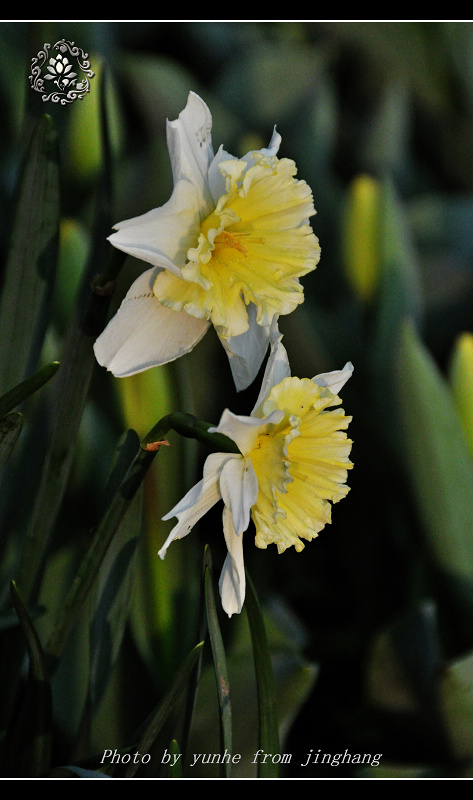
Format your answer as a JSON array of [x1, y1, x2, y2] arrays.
[[141, 412, 241, 455]]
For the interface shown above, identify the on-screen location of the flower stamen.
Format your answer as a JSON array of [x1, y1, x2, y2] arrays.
[[214, 230, 266, 256]]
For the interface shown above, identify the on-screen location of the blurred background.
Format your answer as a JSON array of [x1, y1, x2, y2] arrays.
[[2, 20, 473, 778]]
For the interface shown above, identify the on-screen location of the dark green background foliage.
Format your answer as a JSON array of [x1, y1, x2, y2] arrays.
[[1, 21, 473, 778]]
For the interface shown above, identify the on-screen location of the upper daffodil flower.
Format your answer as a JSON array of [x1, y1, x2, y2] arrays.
[[158, 324, 354, 617], [93, 91, 321, 390]]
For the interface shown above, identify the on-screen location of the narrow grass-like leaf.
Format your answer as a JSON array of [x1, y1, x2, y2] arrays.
[[204, 549, 233, 777], [44, 435, 156, 673], [177, 545, 208, 764], [373, 177, 423, 377], [449, 332, 473, 457], [0, 362, 59, 420], [0, 115, 59, 396], [245, 572, 280, 778], [166, 739, 183, 777], [370, 176, 424, 454], [0, 413, 23, 471], [8, 581, 52, 777], [124, 642, 204, 778], [16, 68, 125, 607], [90, 483, 142, 709]]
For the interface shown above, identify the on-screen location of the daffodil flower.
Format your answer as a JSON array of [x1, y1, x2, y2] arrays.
[[94, 92, 320, 390], [159, 325, 354, 616]]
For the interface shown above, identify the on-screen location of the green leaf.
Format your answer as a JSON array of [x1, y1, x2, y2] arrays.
[[0, 412, 23, 471], [373, 176, 423, 378], [7, 581, 52, 777], [441, 650, 473, 761], [449, 332, 473, 457], [371, 177, 424, 451], [0, 115, 59, 396], [44, 432, 155, 673], [166, 740, 183, 778], [366, 601, 443, 718], [395, 319, 473, 655], [0, 361, 59, 420], [89, 483, 142, 709], [124, 642, 204, 778], [396, 320, 473, 583], [175, 545, 208, 764], [244, 572, 280, 778], [16, 70, 125, 606], [204, 548, 233, 777]]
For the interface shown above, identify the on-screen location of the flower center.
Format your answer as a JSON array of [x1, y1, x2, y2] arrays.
[[212, 230, 266, 256], [154, 153, 321, 339]]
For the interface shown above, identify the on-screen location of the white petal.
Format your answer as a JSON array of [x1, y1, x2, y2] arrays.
[[159, 452, 232, 558], [312, 362, 354, 399], [263, 126, 282, 156], [210, 408, 283, 456], [166, 91, 215, 213], [219, 507, 246, 617], [94, 268, 210, 377], [207, 145, 237, 203], [252, 317, 291, 416], [241, 126, 282, 170], [108, 180, 201, 273], [219, 456, 258, 535], [219, 303, 272, 392]]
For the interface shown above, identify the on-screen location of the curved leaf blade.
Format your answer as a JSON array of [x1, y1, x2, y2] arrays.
[[245, 572, 280, 778]]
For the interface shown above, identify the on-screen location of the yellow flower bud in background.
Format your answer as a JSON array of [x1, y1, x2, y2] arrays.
[[449, 332, 473, 457], [65, 56, 123, 181], [342, 174, 381, 303]]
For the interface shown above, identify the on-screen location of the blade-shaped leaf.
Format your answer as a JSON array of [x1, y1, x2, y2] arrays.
[[7, 581, 52, 777], [245, 572, 280, 778], [44, 433, 155, 673], [89, 483, 142, 709], [396, 320, 473, 583], [396, 319, 473, 656], [166, 739, 183, 778], [0, 412, 23, 471], [441, 649, 473, 761], [0, 115, 59, 396], [124, 642, 204, 778], [0, 361, 59, 420], [204, 548, 233, 777], [16, 68, 125, 607], [372, 176, 423, 384]]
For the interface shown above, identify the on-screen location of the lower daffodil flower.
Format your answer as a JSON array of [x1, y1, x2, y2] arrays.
[[94, 92, 320, 390], [159, 326, 354, 617]]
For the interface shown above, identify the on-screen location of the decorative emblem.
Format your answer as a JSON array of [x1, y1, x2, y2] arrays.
[[29, 39, 94, 105]]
